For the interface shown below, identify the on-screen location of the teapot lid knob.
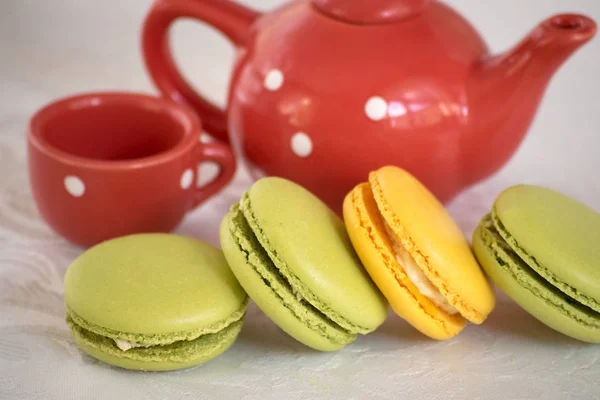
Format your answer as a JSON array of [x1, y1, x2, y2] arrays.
[[312, 0, 430, 24]]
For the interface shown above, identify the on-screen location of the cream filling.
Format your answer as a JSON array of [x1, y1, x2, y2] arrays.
[[383, 223, 458, 315], [291, 286, 304, 302], [113, 338, 172, 352]]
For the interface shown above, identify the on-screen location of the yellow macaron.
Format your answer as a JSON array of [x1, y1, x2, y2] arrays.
[[343, 166, 495, 340]]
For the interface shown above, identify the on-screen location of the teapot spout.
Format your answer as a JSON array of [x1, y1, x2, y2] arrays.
[[464, 13, 596, 185]]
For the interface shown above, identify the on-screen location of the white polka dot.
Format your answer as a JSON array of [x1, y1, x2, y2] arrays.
[[264, 69, 284, 91], [64, 176, 85, 197], [199, 133, 212, 143], [197, 162, 219, 187], [365, 96, 388, 121], [180, 169, 194, 190], [291, 132, 313, 157]]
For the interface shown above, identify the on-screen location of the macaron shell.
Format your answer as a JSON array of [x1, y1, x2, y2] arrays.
[[473, 221, 600, 343], [494, 185, 600, 311], [219, 211, 354, 351], [63, 234, 247, 336], [69, 318, 245, 371], [343, 183, 466, 340], [369, 166, 495, 323], [243, 177, 388, 332]]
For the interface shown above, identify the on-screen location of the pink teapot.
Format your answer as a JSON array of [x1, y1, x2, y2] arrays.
[[141, 0, 597, 213]]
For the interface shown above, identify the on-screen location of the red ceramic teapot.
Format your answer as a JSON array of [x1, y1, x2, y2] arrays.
[[142, 0, 597, 213]]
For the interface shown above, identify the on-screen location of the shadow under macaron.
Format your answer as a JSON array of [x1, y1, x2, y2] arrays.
[[235, 303, 319, 355], [478, 294, 591, 346], [367, 292, 589, 347], [368, 310, 435, 345]]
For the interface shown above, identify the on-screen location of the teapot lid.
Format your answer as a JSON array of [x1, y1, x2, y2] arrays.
[[312, 0, 430, 25]]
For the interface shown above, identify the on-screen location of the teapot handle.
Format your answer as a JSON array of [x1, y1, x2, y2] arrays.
[[142, 0, 260, 144]]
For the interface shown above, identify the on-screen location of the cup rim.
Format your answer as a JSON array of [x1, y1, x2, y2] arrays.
[[28, 91, 202, 170]]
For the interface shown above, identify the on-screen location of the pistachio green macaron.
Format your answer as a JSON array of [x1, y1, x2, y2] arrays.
[[220, 177, 388, 351], [473, 184, 600, 343], [63, 233, 248, 371]]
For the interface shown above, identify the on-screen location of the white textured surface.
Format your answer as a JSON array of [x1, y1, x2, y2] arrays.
[[1, 0, 600, 399]]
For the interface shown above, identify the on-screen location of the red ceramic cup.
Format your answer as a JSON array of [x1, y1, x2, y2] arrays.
[[27, 92, 236, 247]]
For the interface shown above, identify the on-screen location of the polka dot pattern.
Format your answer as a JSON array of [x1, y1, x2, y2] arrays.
[[180, 169, 194, 190], [291, 132, 313, 157], [365, 96, 388, 121], [64, 176, 85, 197], [264, 69, 284, 91]]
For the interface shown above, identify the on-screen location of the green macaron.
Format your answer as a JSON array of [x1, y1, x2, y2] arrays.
[[219, 177, 388, 352], [63, 233, 249, 371], [473, 184, 600, 343]]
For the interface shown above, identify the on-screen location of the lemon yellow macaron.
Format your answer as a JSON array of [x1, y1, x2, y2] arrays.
[[343, 166, 495, 340]]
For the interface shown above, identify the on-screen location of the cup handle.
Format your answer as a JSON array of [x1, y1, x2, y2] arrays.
[[193, 141, 236, 207]]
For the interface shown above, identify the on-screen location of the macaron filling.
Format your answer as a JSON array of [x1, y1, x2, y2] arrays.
[[66, 301, 248, 354], [382, 222, 459, 315], [68, 316, 246, 363], [227, 203, 357, 345], [114, 338, 158, 351]]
